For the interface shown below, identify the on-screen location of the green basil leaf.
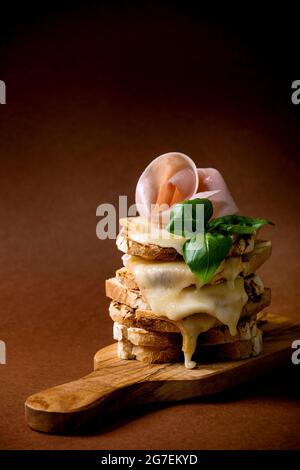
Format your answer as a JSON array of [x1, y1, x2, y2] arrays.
[[166, 198, 213, 238], [183, 231, 232, 284], [208, 214, 274, 235], [191, 198, 214, 223]]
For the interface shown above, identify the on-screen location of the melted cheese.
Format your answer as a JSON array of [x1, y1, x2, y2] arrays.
[[123, 216, 186, 254], [178, 314, 218, 369], [123, 254, 244, 290], [124, 255, 248, 368]]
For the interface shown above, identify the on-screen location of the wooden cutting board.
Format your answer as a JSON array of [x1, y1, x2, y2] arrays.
[[25, 313, 300, 434]]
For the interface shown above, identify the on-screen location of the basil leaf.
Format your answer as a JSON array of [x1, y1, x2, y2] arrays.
[[191, 198, 214, 223], [208, 214, 274, 235], [183, 232, 232, 284], [166, 198, 213, 238]]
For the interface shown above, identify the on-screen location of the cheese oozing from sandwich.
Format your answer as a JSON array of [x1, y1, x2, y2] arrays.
[[123, 255, 249, 368]]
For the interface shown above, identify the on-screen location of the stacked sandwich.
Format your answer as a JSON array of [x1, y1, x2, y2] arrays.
[[105, 153, 272, 368]]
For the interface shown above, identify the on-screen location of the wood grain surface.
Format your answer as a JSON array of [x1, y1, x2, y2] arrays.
[[25, 313, 300, 434]]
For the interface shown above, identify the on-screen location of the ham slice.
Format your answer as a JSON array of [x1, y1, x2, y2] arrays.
[[193, 168, 238, 217], [135, 152, 238, 222]]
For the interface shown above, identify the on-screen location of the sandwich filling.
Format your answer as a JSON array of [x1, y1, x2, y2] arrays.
[[123, 254, 254, 368]]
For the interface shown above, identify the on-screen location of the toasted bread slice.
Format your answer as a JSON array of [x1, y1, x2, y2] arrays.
[[113, 317, 261, 348], [198, 317, 261, 345], [197, 330, 263, 361], [113, 321, 182, 348], [109, 300, 179, 333], [106, 277, 149, 310], [114, 326, 263, 363], [117, 222, 260, 261], [116, 267, 139, 291], [117, 230, 180, 261], [242, 240, 272, 276]]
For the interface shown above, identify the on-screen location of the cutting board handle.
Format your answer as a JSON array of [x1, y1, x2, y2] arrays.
[[25, 316, 300, 434], [25, 345, 166, 434]]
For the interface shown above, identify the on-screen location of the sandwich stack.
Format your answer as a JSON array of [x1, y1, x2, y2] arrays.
[[105, 216, 272, 369]]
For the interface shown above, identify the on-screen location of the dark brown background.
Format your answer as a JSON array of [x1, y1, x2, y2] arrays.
[[1, 2, 300, 450]]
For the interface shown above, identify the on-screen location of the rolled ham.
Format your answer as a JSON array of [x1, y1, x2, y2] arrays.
[[135, 152, 238, 223]]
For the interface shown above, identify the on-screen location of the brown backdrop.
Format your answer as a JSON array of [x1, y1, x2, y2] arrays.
[[0, 3, 300, 449]]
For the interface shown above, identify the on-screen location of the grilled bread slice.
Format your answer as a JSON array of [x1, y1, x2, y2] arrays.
[[113, 317, 262, 348], [116, 216, 264, 261], [114, 320, 263, 363]]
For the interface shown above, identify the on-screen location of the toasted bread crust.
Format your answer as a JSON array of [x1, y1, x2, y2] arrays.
[[117, 225, 261, 261], [114, 327, 263, 363], [113, 317, 261, 349], [113, 321, 182, 348], [117, 232, 180, 261], [197, 331, 263, 361], [109, 300, 179, 333], [116, 267, 139, 291], [106, 278, 149, 310]]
